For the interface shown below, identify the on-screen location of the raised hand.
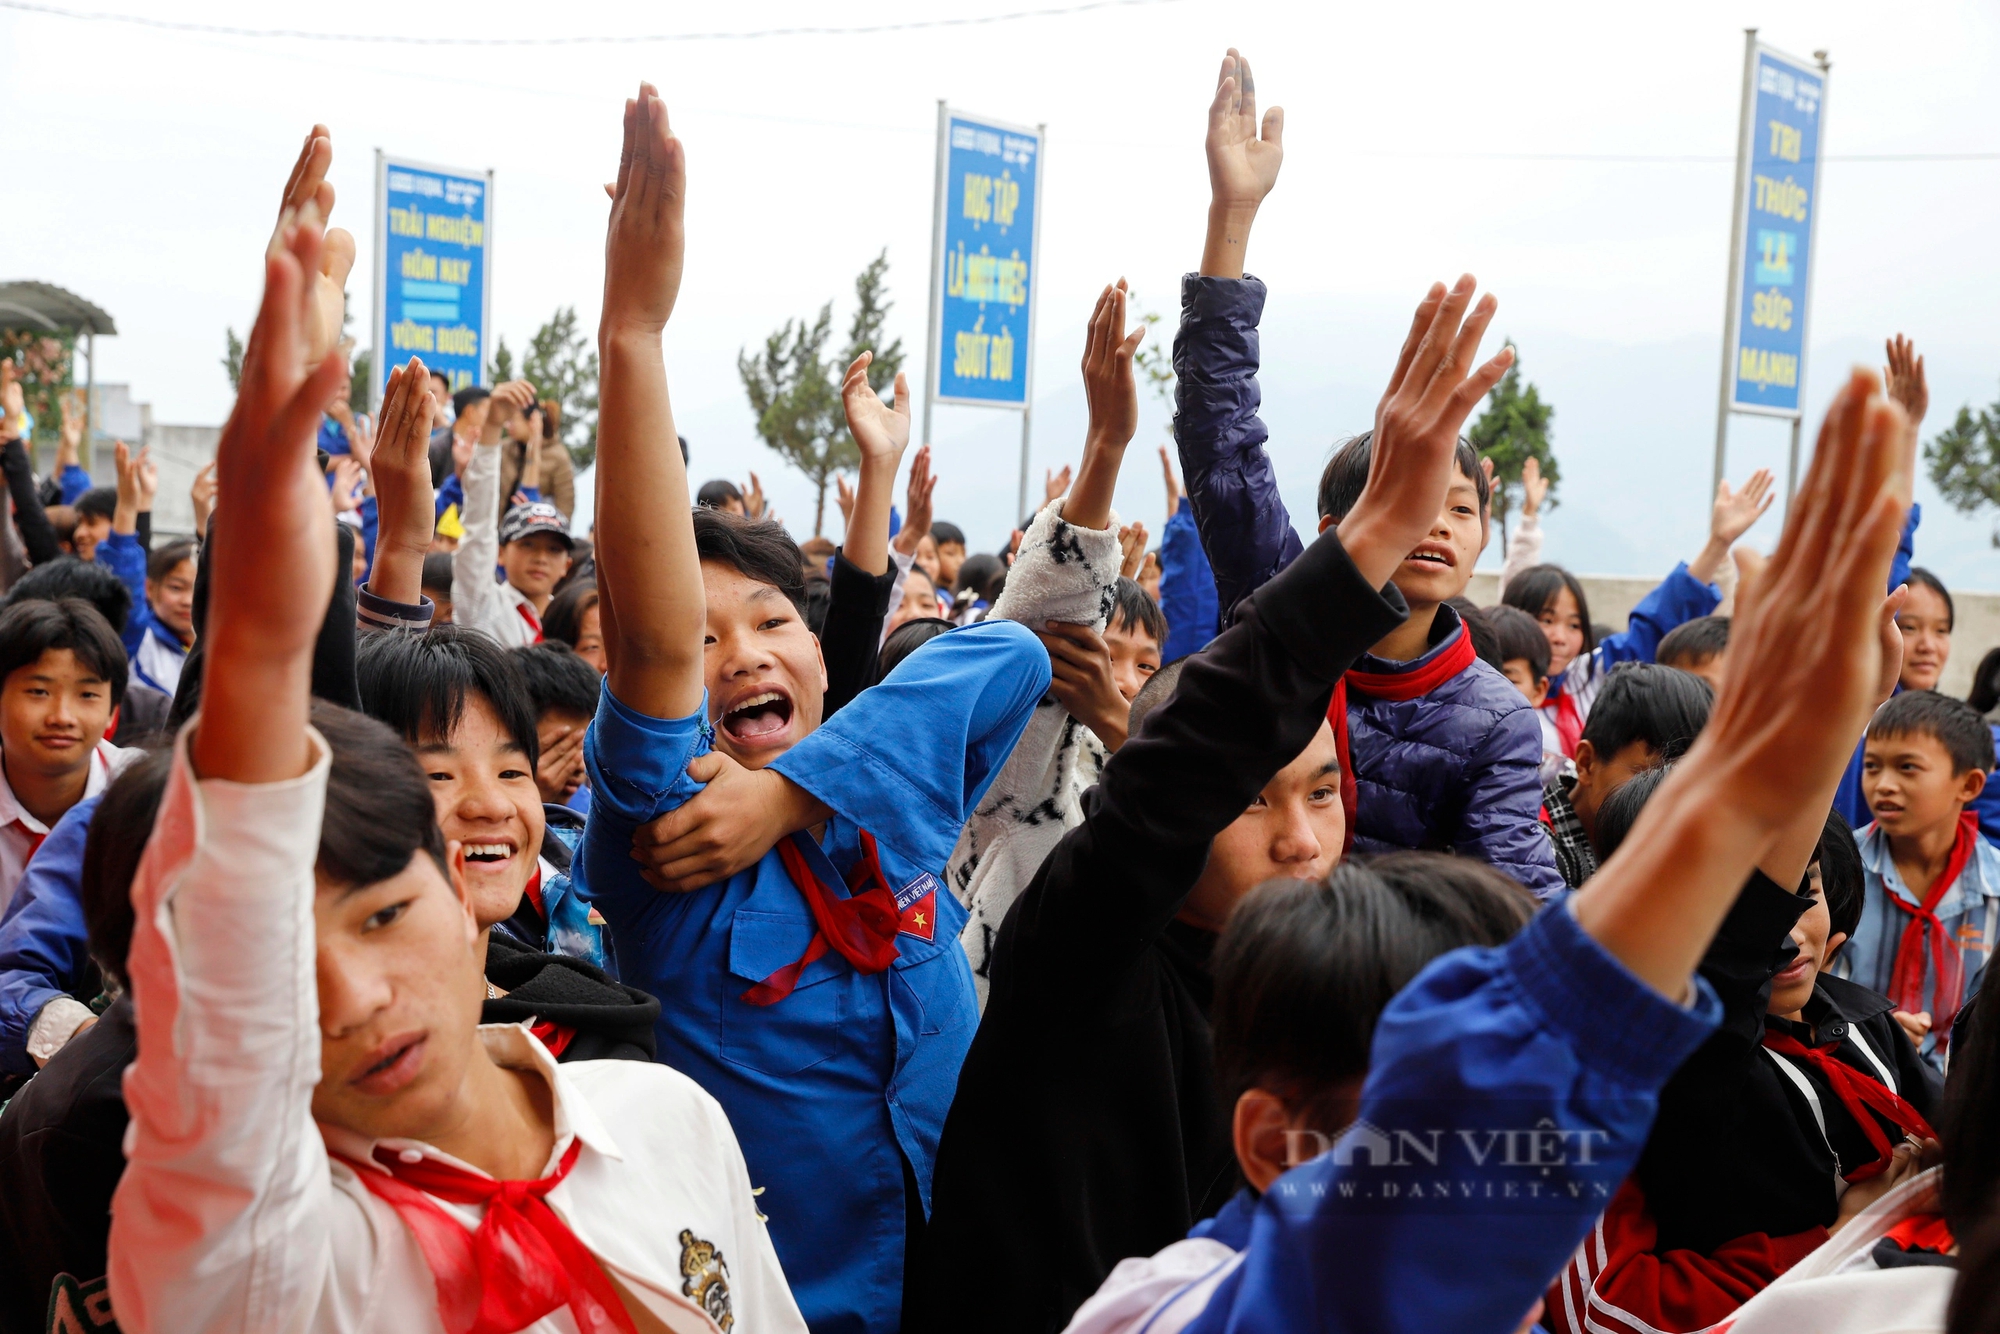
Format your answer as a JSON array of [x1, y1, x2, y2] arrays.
[[1690, 467, 1777, 583], [601, 83, 686, 338], [274, 124, 335, 231], [136, 445, 158, 508], [517, 408, 544, 490], [893, 445, 936, 558], [190, 459, 218, 535], [1883, 334, 1928, 430], [58, 389, 84, 468], [1338, 277, 1513, 589], [744, 470, 767, 520], [0, 377, 22, 444], [194, 195, 347, 783], [366, 355, 437, 604], [1520, 454, 1548, 518], [479, 380, 537, 446], [843, 351, 912, 465], [1081, 280, 1145, 455], [1206, 48, 1283, 215], [111, 440, 157, 535], [834, 474, 857, 528], [1160, 444, 1183, 517], [1118, 521, 1149, 579], [272, 126, 353, 376], [1044, 465, 1072, 506], [1201, 48, 1284, 279], [1060, 280, 1147, 534], [837, 352, 911, 575], [1712, 468, 1776, 545]]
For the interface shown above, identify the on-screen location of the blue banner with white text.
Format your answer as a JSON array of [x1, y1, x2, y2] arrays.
[[380, 160, 489, 393], [933, 114, 1039, 406], [1729, 51, 1823, 415]]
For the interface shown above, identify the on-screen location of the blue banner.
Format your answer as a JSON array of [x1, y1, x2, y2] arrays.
[[933, 114, 1039, 406], [376, 157, 490, 395], [1729, 50, 1824, 415]]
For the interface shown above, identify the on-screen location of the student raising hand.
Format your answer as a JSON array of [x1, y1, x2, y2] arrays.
[[1118, 522, 1149, 580], [1520, 453, 1548, 518], [841, 352, 910, 463], [838, 350, 910, 576], [1067, 278, 1145, 531], [601, 85, 686, 339], [1883, 332, 1928, 436], [1689, 467, 1777, 583], [594, 80, 698, 721], [1201, 47, 1284, 279], [1342, 275, 1514, 589], [190, 459, 217, 535], [195, 197, 346, 783], [891, 444, 937, 561], [110, 439, 156, 536], [364, 355, 436, 606], [270, 125, 354, 376]]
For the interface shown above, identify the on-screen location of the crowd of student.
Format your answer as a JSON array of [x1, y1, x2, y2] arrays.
[[0, 47, 1993, 1334]]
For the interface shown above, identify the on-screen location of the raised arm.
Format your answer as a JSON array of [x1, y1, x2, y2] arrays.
[[1174, 51, 1301, 622], [838, 352, 911, 577], [1156, 446, 1222, 658], [100, 442, 157, 655], [1883, 333, 1927, 593], [0, 429, 60, 567], [114, 442, 158, 543], [1685, 467, 1775, 586], [193, 206, 343, 780], [820, 446, 928, 718], [449, 379, 533, 639], [190, 460, 217, 536], [56, 389, 92, 504], [1496, 456, 1546, 597], [1198, 48, 1283, 283], [361, 355, 436, 612], [594, 83, 702, 721], [1027, 280, 1145, 747], [110, 181, 348, 1333]]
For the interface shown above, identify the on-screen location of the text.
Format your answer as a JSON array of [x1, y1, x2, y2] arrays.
[[961, 171, 1021, 229], [1739, 346, 1799, 389], [1753, 174, 1809, 223], [952, 318, 1016, 382], [1750, 290, 1794, 332]]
